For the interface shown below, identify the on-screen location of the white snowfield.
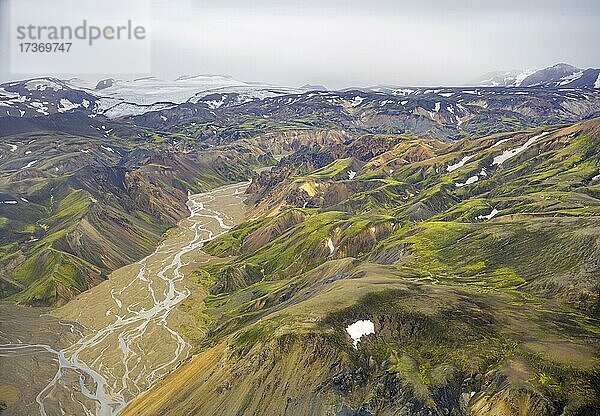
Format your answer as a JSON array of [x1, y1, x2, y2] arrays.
[[66, 75, 304, 118], [447, 155, 475, 172], [476, 208, 500, 220], [559, 71, 584, 86], [492, 132, 549, 165], [204, 96, 227, 109], [58, 98, 80, 113], [101, 145, 115, 153], [22, 159, 38, 169], [327, 238, 335, 255], [0, 80, 89, 117], [515, 70, 535, 86], [491, 137, 513, 148], [455, 175, 479, 187], [0, 87, 19, 99], [25, 79, 63, 92], [475, 69, 533, 87], [346, 320, 375, 349], [350, 96, 365, 107], [98, 100, 177, 119], [29, 101, 49, 115]]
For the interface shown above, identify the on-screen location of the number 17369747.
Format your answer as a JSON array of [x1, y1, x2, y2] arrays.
[[18, 42, 72, 52]]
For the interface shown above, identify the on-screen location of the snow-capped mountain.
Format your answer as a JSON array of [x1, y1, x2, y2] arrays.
[[0, 78, 97, 118], [473, 63, 600, 89], [519, 63, 600, 88]]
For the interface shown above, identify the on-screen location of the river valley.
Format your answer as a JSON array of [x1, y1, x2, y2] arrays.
[[0, 182, 249, 416]]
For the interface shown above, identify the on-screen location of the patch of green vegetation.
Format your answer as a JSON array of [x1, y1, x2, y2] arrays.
[[318, 288, 534, 402], [0, 127, 264, 305], [203, 211, 344, 280], [531, 372, 562, 395], [21, 224, 37, 234], [379, 217, 596, 300], [44, 189, 90, 232]]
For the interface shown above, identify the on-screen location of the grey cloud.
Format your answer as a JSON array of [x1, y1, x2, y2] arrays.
[[1, 0, 598, 87]]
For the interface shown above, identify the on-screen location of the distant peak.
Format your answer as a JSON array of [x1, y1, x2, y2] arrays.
[[551, 62, 578, 70], [95, 78, 115, 90], [301, 84, 328, 91]]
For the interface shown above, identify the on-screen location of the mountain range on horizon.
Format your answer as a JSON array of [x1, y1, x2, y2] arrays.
[[0, 62, 598, 123], [77, 62, 600, 91], [2, 61, 599, 103]]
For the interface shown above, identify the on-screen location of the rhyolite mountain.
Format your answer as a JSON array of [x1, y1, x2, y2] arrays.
[[123, 117, 600, 416], [1, 68, 599, 415]]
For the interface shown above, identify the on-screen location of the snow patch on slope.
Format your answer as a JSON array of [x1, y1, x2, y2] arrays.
[[476, 208, 500, 220], [350, 96, 365, 107], [559, 71, 584, 86], [327, 238, 335, 255], [492, 132, 549, 165], [346, 320, 375, 349], [58, 98, 80, 112], [447, 155, 475, 172], [491, 137, 513, 148], [455, 175, 479, 187], [22, 159, 38, 169]]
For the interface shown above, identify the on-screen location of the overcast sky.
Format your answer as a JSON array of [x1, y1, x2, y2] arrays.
[[1, 0, 599, 88]]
